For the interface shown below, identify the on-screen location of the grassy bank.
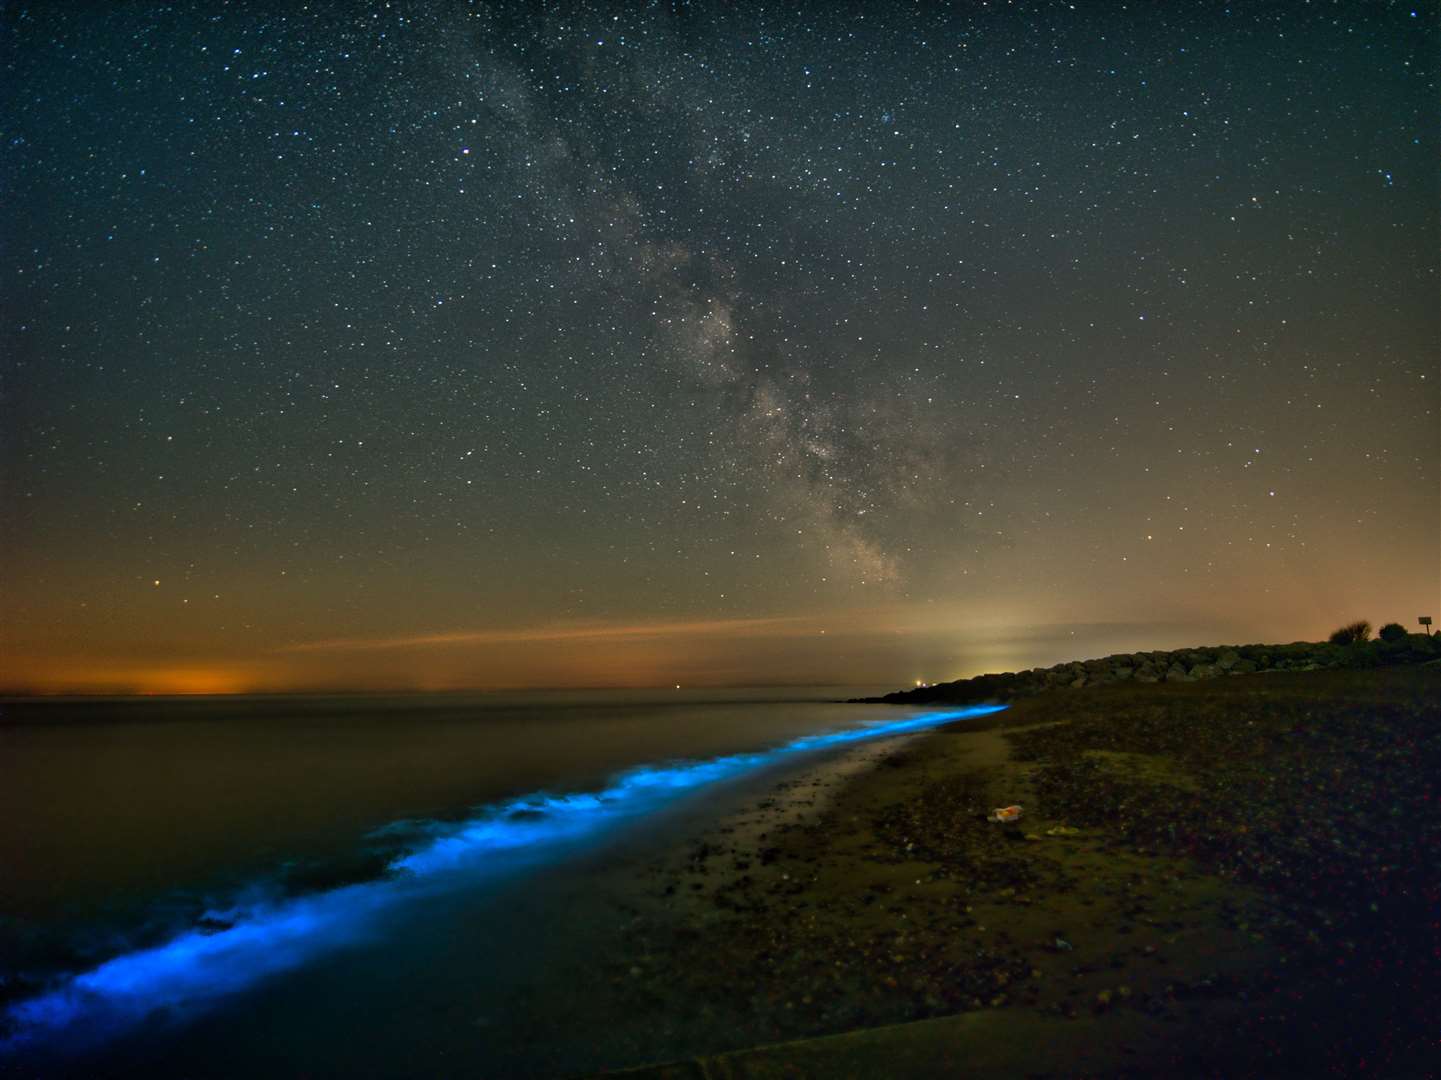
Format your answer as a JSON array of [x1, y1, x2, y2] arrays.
[[864, 633, 1441, 706], [605, 666, 1440, 1075]]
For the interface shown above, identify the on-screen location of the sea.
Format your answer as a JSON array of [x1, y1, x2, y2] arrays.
[[0, 688, 999, 1077]]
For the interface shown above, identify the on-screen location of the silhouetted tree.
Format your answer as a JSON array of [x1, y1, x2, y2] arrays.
[[1378, 622, 1408, 643], [1328, 620, 1372, 645]]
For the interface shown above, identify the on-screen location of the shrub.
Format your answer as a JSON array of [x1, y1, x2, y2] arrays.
[[1328, 621, 1372, 645], [1377, 623, 1408, 644]]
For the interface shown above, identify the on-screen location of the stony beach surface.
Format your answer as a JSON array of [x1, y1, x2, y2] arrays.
[[586, 663, 1440, 1076]]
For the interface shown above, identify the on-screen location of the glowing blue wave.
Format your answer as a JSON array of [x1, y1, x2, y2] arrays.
[[1, 704, 1004, 1057]]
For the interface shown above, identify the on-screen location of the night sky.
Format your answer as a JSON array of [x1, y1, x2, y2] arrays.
[[3, 2, 1436, 694]]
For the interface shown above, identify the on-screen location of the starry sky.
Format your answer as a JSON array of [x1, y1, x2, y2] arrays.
[[2, 2, 1436, 695]]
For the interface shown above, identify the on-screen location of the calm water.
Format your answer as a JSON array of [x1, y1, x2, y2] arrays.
[[0, 688, 998, 1076]]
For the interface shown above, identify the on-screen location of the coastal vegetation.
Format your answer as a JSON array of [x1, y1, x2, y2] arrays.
[[863, 629, 1440, 707], [1328, 620, 1372, 645]]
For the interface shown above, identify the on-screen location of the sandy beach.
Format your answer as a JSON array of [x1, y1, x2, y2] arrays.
[[587, 665, 1440, 1077]]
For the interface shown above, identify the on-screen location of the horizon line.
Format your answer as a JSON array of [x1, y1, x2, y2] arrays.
[[0, 679, 894, 701]]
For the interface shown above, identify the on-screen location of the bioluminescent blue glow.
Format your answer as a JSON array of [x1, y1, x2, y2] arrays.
[[1, 705, 1004, 1057]]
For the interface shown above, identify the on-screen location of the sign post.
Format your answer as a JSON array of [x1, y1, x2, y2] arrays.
[[1421, 617, 1433, 637]]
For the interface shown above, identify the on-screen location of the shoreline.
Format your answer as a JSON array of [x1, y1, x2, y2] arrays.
[[591, 665, 1440, 1076], [5, 672, 1434, 1076]]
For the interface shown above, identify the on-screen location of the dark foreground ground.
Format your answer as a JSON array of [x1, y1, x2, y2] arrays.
[[593, 666, 1440, 1077]]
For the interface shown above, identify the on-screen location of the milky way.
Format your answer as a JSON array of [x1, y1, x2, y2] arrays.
[[3, 3, 1435, 691]]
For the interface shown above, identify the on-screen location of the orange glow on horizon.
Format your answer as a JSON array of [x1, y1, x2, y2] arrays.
[[4, 599, 1431, 698], [4, 661, 262, 698]]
